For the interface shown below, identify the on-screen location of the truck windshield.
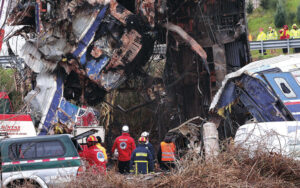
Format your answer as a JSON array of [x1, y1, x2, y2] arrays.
[[0, 98, 12, 114]]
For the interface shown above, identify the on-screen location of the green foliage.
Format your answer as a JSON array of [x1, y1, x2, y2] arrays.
[[260, 0, 270, 9], [0, 68, 23, 111], [269, 0, 278, 9], [0, 68, 15, 92], [288, 12, 296, 24], [297, 5, 300, 23], [274, 0, 287, 28], [247, 1, 254, 14]]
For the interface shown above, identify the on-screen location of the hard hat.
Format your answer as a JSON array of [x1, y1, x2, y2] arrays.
[[141, 131, 149, 138], [293, 24, 297, 28], [138, 137, 147, 142], [122, 125, 129, 132], [87, 135, 98, 142]]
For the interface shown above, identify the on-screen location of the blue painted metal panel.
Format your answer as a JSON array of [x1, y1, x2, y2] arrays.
[[239, 75, 287, 122], [264, 72, 300, 120], [72, 5, 108, 58], [215, 81, 237, 110], [35, 3, 40, 34], [57, 98, 79, 124], [39, 73, 64, 135], [85, 55, 110, 82]]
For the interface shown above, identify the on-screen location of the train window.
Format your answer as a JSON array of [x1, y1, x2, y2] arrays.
[[274, 78, 296, 98]]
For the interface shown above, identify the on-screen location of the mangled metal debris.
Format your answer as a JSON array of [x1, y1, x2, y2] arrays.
[[3, 0, 251, 142], [210, 54, 300, 138], [5, 0, 159, 134], [166, 116, 219, 158], [6, 0, 220, 136]]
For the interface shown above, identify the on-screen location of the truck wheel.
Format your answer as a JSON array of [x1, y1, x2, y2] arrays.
[[7, 179, 41, 188]]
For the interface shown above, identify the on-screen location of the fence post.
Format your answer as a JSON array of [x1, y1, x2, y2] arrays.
[[287, 39, 290, 54], [261, 40, 264, 55]]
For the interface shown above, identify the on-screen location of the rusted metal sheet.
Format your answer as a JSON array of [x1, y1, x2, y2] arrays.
[[107, 30, 142, 69], [110, 0, 133, 25]]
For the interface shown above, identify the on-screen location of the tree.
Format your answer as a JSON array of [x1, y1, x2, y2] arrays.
[[247, 1, 254, 14], [269, 0, 278, 9], [274, 0, 286, 28], [297, 5, 300, 24], [260, 0, 270, 9], [288, 12, 296, 25]]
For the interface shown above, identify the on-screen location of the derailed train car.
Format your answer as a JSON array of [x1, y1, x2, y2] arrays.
[[210, 54, 300, 139], [5, 0, 250, 137]]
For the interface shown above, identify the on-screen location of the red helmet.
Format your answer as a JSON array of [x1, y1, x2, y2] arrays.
[[87, 136, 98, 142], [138, 137, 147, 142]]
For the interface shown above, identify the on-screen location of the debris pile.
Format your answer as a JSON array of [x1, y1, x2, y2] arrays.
[[6, 0, 155, 134], [210, 54, 300, 138]]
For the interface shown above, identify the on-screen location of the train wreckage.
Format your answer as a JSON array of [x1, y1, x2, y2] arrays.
[[2, 0, 252, 151], [210, 54, 300, 139]]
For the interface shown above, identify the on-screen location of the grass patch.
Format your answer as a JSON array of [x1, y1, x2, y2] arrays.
[[248, 0, 300, 40]]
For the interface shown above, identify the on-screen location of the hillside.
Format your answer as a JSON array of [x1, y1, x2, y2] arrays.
[[248, 0, 300, 38], [247, 0, 300, 60]]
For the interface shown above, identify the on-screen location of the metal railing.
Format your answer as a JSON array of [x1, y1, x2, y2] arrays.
[[250, 39, 300, 55]]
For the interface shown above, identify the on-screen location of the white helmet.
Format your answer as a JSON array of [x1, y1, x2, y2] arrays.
[[141, 131, 149, 138], [122, 125, 129, 132]]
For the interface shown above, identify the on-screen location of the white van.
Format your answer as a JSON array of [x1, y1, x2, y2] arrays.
[[234, 121, 300, 160]]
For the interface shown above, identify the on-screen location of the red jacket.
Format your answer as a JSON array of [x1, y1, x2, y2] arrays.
[[79, 145, 106, 174], [279, 29, 290, 40], [111, 133, 136, 161]]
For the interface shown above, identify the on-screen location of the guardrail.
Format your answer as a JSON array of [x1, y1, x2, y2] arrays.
[[250, 39, 300, 55]]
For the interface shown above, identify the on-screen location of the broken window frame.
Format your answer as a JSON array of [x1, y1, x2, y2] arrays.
[[274, 77, 297, 98]]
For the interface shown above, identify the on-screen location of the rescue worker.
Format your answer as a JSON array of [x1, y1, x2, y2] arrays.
[[130, 137, 154, 174], [141, 131, 155, 162], [266, 26, 278, 40], [112, 125, 136, 174], [96, 136, 108, 162], [157, 135, 176, 171], [79, 136, 107, 174], [279, 25, 290, 54], [257, 28, 267, 55], [266, 26, 278, 54], [248, 34, 253, 41], [290, 24, 300, 53]]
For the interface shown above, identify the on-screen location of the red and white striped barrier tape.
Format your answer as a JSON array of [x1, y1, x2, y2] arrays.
[[2, 156, 80, 166]]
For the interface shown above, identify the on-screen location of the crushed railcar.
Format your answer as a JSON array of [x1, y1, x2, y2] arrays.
[[3, 0, 250, 137], [210, 54, 300, 139]]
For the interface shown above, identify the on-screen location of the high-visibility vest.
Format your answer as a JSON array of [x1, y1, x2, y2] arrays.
[[293, 29, 300, 39], [161, 142, 176, 161], [96, 143, 108, 161], [267, 29, 278, 40], [257, 32, 267, 41], [248, 34, 253, 41], [290, 29, 299, 39]]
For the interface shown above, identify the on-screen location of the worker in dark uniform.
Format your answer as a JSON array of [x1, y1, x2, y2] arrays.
[[141, 131, 155, 162], [130, 137, 154, 174]]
